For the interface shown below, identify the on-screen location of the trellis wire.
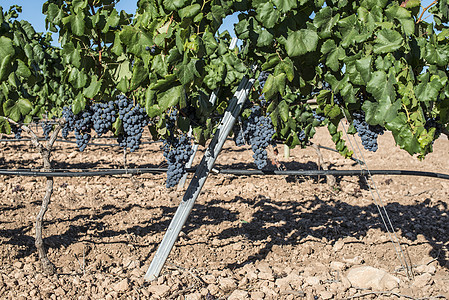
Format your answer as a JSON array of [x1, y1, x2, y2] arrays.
[[338, 117, 414, 279]]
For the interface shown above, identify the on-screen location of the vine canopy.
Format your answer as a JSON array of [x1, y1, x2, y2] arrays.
[[0, 0, 448, 158]]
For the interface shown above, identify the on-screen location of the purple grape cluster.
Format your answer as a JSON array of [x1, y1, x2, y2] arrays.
[[11, 124, 22, 139], [352, 111, 384, 152], [313, 110, 325, 123], [73, 109, 93, 152], [62, 106, 75, 139], [145, 45, 157, 55], [41, 120, 52, 140], [161, 110, 194, 188], [92, 101, 117, 137], [298, 130, 306, 141], [424, 116, 442, 138], [232, 118, 246, 146], [233, 105, 275, 169], [116, 95, 149, 152], [61, 105, 93, 151]]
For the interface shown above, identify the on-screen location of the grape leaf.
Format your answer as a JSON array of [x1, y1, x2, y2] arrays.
[[285, 29, 319, 57], [364, 70, 400, 125]]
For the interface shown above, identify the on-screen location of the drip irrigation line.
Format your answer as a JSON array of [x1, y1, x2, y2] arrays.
[[0, 138, 161, 146], [0, 167, 448, 180]]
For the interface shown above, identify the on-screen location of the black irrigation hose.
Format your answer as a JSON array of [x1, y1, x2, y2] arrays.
[[0, 138, 160, 146], [0, 168, 448, 180]]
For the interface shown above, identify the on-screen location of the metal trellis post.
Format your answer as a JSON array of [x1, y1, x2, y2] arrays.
[[144, 76, 255, 281], [177, 37, 239, 190]]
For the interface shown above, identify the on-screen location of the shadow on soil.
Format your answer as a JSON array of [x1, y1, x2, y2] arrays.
[[0, 172, 447, 271], [216, 195, 448, 270]]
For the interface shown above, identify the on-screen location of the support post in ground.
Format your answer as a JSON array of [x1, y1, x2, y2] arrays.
[[177, 37, 239, 190], [144, 76, 255, 281]]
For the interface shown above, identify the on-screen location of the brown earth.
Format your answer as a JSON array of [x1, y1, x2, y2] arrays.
[[0, 126, 448, 299]]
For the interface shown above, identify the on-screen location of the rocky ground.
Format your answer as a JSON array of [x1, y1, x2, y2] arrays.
[[0, 126, 448, 299]]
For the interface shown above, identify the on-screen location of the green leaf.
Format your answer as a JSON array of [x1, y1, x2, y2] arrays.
[[71, 12, 85, 36], [176, 60, 196, 85], [163, 0, 188, 11], [178, 4, 201, 20], [72, 92, 86, 115], [415, 73, 443, 103], [3, 98, 32, 122], [0, 36, 14, 81], [255, 1, 280, 28], [72, 0, 88, 12], [262, 73, 286, 100], [424, 42, 449, 67], [68, 68, 88, 89], [61, 42, 82, 68], [119, 26, 153, 57], [373, 28, 403, 54], [314, 6, 340, 38], [364, 70, 400, 125], [385, 5, 414, 35], [275, 58, 294, 82], [16, 59, 31, 78], [385, 112, 420, 155], [321, 40, 345, 72], [272, 0, 297, 13], [0, 117, 11, 134], [278, 100, 289, 122], [150, 74, 178, 91], [355, 56, 372, 84], [130, 59, 147, 90], [83, 75, 102, 99], [257, 29, 274, 47], [158, 85, 182, 111], [285, 29, 319, 57]]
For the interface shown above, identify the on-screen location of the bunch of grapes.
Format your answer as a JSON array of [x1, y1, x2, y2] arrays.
[[61, 106, 75, 139], [92, 101, 117, 137], [73, 109, 94, 152], [41, 120, 53, 140], [313, 110, 325, 123], [116, 95, 148, 152], [232, 120, 246, 146], [11, 124, 22, 139], [145, 45, 157, 55], [352, 111, 384, 152], [233, 105, 275, 169], [298, 130, 306, 141], [424, 116, 442, 139], [161, 110, 194, 188], [61, 105, 94, 151]]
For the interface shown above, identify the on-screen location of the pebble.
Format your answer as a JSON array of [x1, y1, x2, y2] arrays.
[[320, 290, 333, 299], [147, 284, 170, 297], [228, 289, 249, 299], [218, 277, 237, 290], [346, 266, 399, 290], [304, 276, 321, 286], [113, 279, 129, 292], [412, 273, 433, 288]]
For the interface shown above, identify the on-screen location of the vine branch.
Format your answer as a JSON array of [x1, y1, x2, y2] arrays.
[[417, 0, 438, 23]]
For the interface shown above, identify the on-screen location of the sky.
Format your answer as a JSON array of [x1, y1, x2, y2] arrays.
[[0, 0, 238, 44], [0, 0, 434, 46]]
